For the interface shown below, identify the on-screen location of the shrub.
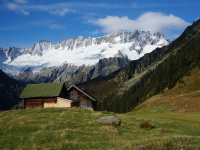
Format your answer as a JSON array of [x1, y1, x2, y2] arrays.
[[139, 121, 153, 129]]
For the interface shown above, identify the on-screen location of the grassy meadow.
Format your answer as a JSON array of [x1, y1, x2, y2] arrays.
[[0, 105, 200, 150]]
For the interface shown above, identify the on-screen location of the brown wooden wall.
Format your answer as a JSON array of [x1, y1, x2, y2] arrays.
[[69, 89, 92, 102], [24, 97, 57, 109]]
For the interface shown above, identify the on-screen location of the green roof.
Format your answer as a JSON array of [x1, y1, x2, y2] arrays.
[[20, 82, 64, 98]]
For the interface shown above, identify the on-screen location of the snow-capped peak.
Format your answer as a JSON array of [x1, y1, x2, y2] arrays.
[[0, 30, 169, 75]]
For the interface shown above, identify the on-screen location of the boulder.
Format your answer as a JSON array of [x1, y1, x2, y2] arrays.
[[182, 109, 186, 112], [95, 116, 121, 126], [170, 108, 175, 112]]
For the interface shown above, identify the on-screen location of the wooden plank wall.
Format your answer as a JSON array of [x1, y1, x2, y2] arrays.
[[80, 94, 92, 102], [25, 97, 56, 109], [70, 89, 92, 102]]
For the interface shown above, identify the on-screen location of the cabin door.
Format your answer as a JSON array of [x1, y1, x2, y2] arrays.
[[80, 100, 87, 108], [80, 99, 92, 108]]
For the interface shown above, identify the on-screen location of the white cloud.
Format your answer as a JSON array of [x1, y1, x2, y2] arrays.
[[48, 24, 66, 30], [7, 3, 18, 10], [15, 0, 27, 4], [5, 2, 122, 17], [88, 12, 190, 39], [30, 20, 66, 30], [6, 3, 29, 15], [20, 9, 29, 15], [90, 29, 100, 35], [131, 3, 138, 8], [49, 8, 72, 16]]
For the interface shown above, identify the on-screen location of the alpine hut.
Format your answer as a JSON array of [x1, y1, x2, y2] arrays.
[[20, 82, 97, 110]]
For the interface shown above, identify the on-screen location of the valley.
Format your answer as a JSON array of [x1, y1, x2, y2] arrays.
[[1, 0, 200, 149], [0, 18, 200, 150]]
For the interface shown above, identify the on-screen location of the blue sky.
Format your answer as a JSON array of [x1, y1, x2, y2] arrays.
[[0, 0, 199, 49]]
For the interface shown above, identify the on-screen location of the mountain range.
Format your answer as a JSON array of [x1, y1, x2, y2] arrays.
[[1, 18, 200, 111], [0, 30, 169, 84]]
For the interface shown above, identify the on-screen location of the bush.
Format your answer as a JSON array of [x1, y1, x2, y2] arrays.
[[139, 121, 153, 129]]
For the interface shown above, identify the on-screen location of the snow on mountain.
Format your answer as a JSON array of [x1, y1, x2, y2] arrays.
[[0, 30, 169, 75]]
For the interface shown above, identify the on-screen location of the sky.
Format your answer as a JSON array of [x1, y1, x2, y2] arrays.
[[0, 0, 199, 49]]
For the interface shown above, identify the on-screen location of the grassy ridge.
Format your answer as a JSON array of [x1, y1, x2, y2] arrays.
[[0, 107, 200, 149]]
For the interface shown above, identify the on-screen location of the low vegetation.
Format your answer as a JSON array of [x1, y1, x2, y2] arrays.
[[139, 121, 153, 129], [0, 106, 200, 149]]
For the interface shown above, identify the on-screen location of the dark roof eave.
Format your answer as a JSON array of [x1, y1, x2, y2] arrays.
[[20, 96, 59, 99]]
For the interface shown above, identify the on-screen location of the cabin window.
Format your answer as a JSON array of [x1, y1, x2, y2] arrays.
[[70, 91, 79, 100]]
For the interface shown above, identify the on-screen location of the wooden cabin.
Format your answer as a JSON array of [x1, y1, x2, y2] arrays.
[[67, 85, 97, 109], [20, 82, 97, 110]]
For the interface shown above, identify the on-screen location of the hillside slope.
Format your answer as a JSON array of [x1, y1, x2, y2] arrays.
[[0, 107, 200, 149], [134, 67, 200, 112], [0, 70, 23, 110]]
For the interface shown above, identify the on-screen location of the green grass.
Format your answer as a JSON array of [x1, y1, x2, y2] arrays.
[[0, 106, 200, 149]]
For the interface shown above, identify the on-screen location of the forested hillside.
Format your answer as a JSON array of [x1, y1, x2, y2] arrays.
[[0, 70, 23, 110]]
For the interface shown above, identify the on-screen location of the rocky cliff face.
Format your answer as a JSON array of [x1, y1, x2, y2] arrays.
[[65, 57, 129, 86], [15, 56, 129, 85]]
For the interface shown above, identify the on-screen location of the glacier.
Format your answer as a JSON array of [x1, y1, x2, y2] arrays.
[[0, 30, 169, 76]]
